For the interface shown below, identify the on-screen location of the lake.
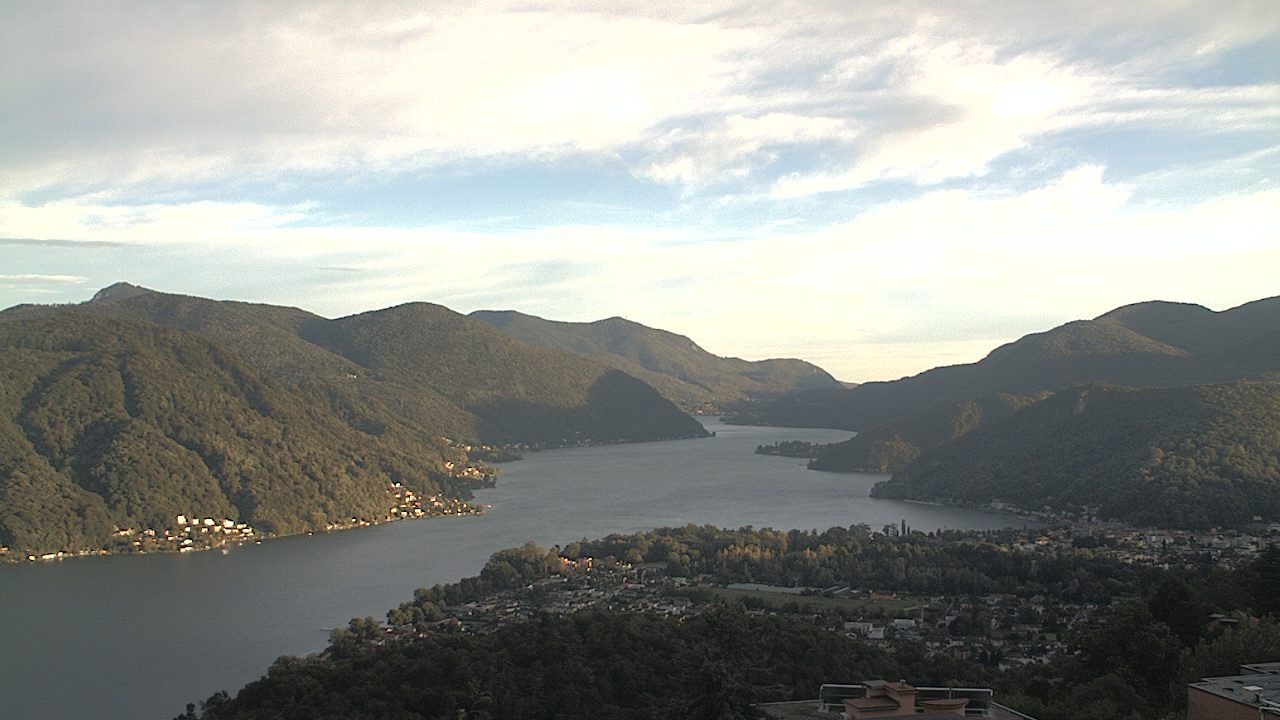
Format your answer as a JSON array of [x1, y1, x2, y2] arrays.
[[0, 419, 1035, 720]]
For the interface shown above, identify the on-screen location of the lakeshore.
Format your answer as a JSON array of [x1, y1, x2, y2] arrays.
[[0, 419, 1032, 720]]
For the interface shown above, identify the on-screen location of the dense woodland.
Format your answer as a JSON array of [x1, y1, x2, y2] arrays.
[[808, 393, 1043, 472], [873, 382, 1280, 528], [737, 297, 1280, 529], [0, 311, 471, 555], [190, 609, 980, 720], [470, 310, 840, 412], [185, 526, 1280, 720], [62, 283, 709, 446], [0, 285, 717, 557]]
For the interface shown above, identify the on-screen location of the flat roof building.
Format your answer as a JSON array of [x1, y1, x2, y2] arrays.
[[755, 681, 1036, 719], [1188, 662, 1280, 719]]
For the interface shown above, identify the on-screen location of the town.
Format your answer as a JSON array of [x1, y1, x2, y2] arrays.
[[352, 517, 1279, 679]]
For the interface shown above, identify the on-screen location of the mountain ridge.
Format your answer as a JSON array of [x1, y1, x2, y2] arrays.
[[58, 284, 710, 446], [739, 295, 1280, 433], [469, 308, 841, 412], [0, 310, 471, 556]]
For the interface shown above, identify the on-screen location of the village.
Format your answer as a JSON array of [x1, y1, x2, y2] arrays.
[[11, 480, 487, 562], [376, 518, 1280, 675]]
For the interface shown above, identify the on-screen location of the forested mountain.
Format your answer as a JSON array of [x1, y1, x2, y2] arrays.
[[0, 311, 467, 557], [740, 297, 1280, 432], [808, 393, 1045, 473], [871, 382, 1280, 528], [302, 303, 707, 444], [470, 310, 841, 412], [42, 283, 708, 445], [0, 286, 711, 557]]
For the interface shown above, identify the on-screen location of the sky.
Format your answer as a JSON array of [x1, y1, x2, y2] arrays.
[[1, 1, 1277, 383]]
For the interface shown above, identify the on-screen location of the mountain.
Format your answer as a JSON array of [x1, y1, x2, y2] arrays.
[[0, 310, 468, 557], [740, 297, 1280, 432], [0, 285, 711, 556], [469, 310, 841, 412], [61, 284, 709, 446], [871, 382, 1280, 529], [300, 303, 708, 444]]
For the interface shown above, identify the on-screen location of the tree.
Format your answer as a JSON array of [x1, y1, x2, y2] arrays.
[[1253, 543, 1280, 617]]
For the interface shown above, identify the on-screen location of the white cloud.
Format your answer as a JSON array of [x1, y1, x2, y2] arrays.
[[640, 113, 857, 190], [0, 274, 87, 284], [3, 2, 1278, 381], [5, 167, 1276, 381], [3, 1, 1276, 197]]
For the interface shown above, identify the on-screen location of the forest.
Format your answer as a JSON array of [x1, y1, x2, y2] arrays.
[[182, 525, 1280, 720], [873, 382, 1280, 528], [0, 286, 713, 557]]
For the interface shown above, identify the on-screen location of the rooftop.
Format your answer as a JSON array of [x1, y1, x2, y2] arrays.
[[1190, 671, 1280, 708], [757, 699, 1036, 720]]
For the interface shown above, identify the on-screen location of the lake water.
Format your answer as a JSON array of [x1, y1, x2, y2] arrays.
[[0, 419, 1035, 720]]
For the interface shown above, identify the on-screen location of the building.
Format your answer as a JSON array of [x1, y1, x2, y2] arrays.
[[755, 681, 1037, 719], [841, 681, 968, 717], [1188, 662, 1280, 719]]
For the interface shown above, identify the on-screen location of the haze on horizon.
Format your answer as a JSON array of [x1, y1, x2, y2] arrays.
[[1, 1, 1277, 383]]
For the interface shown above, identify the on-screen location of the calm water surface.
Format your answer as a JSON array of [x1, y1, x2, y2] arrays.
[[0, 419, 1034, 720]]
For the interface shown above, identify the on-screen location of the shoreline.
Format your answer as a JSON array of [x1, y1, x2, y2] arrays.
[[1, 498, 488, 566]]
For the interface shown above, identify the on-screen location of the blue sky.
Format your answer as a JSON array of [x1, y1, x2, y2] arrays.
[[1, 1, 1277, 382]]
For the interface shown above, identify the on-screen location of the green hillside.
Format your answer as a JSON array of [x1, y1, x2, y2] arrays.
[[65, 284, 708, 446], [808, 393, 1045, 473], [0, 311, 468, 557], [740, 297, 1280, 432], [305, 303, 709, 445], [471, 310, 841, 412], [871, 382, 1280, 528]]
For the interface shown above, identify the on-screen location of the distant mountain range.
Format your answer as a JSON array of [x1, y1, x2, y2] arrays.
[[0, 285, 707, 556], [750, 297, 1280, 472], [0, 283, 840, 558], [742, 297, 1280, 432], [67, 283, 711, 446], [749, 295, 1280, 529], [470, 309, 841, 412]]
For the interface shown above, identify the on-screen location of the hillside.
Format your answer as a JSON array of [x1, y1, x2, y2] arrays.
[[470, 310, 841, 412], [870, 382, 1280, 529], [740, 296, 1280, 432], [0, 311, 469, 557], [808, 393, 1045, 473], [59, 284, 708, 446], [303, 303, 709, 444]]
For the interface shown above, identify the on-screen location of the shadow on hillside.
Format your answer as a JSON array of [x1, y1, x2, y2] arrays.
[[471, 370, 709, 445]]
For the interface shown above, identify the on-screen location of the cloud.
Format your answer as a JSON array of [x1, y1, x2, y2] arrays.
[[4, 166, 1275, 381], [3, 1, 1276, 198], [0, 237, 137, 247], [0, 273, 89, 292], [0, 273, 87, 284], [2, 2, 1277, 381]]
